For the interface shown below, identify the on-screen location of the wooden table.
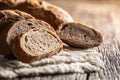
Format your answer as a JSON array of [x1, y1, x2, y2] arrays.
[[11, 0, 120, 80]]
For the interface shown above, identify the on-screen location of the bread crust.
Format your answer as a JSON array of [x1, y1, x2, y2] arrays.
[[57, 22, 103, 48], [0, 0, 26, 9], [12, 28, 63, 63]]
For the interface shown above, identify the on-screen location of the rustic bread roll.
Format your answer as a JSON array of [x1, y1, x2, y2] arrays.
[[1, 19, 55, 58], [12, 28, 63, 63], [57, 22, 103, 48], [0, 0, 74, 30]]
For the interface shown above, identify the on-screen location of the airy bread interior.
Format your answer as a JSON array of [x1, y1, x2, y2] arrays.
[[22, 29, 61, 55]]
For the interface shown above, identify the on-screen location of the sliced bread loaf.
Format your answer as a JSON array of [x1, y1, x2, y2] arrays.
[[0, 0, 74, 30], [12, 28, 63, 63], [14, 0, 74, 30], [1, 19, 55, 57], [57, 22, 103, 48]]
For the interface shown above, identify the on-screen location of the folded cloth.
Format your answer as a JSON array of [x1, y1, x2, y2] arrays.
[[0, 49, 104, 78]]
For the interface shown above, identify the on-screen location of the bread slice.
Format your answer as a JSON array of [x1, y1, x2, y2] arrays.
[[12, 28, 63, 63], [1, 19, 55, 58], [57, 22, 103, 48]]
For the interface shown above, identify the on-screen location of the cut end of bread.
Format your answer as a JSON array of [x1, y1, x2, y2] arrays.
[[6, 19, 55, 46], [57, 22, 103, 48], [12, 28, 63, 63]]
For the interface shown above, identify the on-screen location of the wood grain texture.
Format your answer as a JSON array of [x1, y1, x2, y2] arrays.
[[3, 1, 120, 80]]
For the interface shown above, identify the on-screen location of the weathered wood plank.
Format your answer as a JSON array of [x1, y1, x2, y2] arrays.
[[71, 3, 120, 80], [89, 40, 120, 80]]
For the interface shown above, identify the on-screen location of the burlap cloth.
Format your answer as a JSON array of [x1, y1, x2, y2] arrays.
[[0, 48, 104, 79]]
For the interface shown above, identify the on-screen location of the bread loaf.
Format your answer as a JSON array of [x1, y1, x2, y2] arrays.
[[12, 28, 63, 63], [0, 0, 74, 30], [57, 22, 103, 48], [1, 19, 55, 58]]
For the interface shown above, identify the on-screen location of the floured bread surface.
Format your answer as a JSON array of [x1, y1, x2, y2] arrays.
[[12, 28, 63, 63], [57, 22, 103, 48], [1, 19, 55, 57]]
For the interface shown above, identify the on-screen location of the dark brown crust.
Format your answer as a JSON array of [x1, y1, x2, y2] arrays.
[[57, 22, 103, 48], [0, 12, 5, 19], [0, 0, 26, 9], [0, 0, 74, 30], [12, 28, 63, 63]]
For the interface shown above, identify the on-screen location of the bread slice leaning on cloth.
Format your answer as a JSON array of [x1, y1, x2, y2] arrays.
[[12, 28, 63, 63]]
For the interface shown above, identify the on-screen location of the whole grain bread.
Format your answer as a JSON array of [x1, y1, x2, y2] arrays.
[[12, 28, 63, 63], [1, 19, 55, 58], [0, 0, 74, 30], [57, 22, 103, 48]]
